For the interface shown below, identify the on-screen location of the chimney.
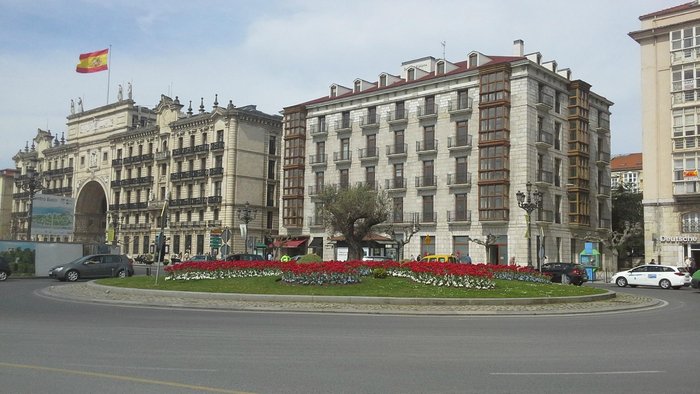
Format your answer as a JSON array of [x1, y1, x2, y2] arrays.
[[513, 39, 524, 57]]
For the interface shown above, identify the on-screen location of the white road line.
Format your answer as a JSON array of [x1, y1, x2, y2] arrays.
[[491, 371, 665, 376]]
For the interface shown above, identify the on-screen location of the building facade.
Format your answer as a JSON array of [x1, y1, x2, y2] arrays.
[[630, 1, 700, 264], [611, 153, 643, 193], [281, 40, 613, 267], [0, 168, 17, 239], [12, 92, 282, 258]]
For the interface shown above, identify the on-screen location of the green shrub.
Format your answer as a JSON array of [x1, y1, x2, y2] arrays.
[[372, 267, 388, 279], [298, 253, 323, 263]]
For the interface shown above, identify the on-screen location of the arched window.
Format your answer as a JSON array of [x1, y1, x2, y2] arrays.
[[379, 75, 386, 87], [682, 212, 700, 232], [436, 61, 445, 75]]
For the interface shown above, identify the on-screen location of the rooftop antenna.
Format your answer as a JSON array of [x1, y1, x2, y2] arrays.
[[441, 41, 446, 60]]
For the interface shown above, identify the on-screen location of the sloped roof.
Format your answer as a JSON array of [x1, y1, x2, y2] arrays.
[[639, 1, 699, 20], [611, 153, 643, 171]]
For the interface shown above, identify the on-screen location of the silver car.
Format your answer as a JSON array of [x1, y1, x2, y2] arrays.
[[48, 254, 134, 282]]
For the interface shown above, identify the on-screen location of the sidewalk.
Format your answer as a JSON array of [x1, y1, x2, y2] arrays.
[[39, 281, 663, 316]]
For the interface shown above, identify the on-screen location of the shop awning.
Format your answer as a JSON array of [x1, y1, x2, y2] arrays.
[[308, 237, 324, 248], [284, 239, 307, 248]]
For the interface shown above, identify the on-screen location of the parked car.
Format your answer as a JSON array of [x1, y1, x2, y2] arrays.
[[611, 264, 691, 289], [225, 253, 265, 261], [541, 262, 588, 286], [0, 256, 11, 281], [419, 254, 457, 263], [362, 255, 392, 262], [48, 254, 134, 282], [189, 254, 217, 262]]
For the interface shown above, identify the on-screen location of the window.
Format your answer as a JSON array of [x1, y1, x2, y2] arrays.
[[422, 160, 434, 186], [267, 211, 273, 229], [407, 68, 415, 81], [339, 169, 349, 189], [395, 101, 405, 119], [554, 158, 562, 186], [354, 80, 361, 92], [479, 106, 509, 142], [379, 75, 387, 87], [456, 157, 468, 183], [455, 120, 469, 146], [341, 111, 350, 129], [268, 160, 276, 179], [102, 152, 108, 161], [437, 61, 445, 75], [554, 195, 562, 224], [479, 70, 510, 103], [422, 195, 434, 222], [217, 130, 224, 142], [423, 125, 435, 150], [315, 171, 324, 193], [455, 193, 468, 221], [340, 138, 350, 160], [393, 163, 404, 188], [330, 86, 337, 98], [554, 122, 562, 150], [479, 184, 508, 221], [682, 212, 700, 232], [393, 197, 404, 222], [479, 145, 509, 181], [267, 184, 275, 207], [366, 166, 375, 189], [367, 106, 377, 124], [269, 136, 276, 155], [394, 130, 405, 153], [366, 134, 377, 156]]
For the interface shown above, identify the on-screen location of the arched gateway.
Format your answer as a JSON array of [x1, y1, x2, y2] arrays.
[[74, 180, 108, 244]]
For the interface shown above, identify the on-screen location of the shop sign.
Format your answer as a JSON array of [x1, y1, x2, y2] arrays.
[[659, 235, 699, 243]]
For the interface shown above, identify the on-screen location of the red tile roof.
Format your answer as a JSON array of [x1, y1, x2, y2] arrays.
[[287, 55, 524, 109], [611, 153, 643, 171], [639, 1, 698, 20]]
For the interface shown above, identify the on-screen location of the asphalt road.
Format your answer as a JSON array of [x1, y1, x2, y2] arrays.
[[1, 278, 698, 394]]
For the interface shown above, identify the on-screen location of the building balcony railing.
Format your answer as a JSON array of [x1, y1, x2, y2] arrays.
[[386, 211, 418, 224], [416, 139, 438, 154], [416, 104, 438, 119], [598, 217, 611, 230], [209, 167, 224, 176], [447, 134, 472, 150], [207, 219, 222, 227], [194, 143, 210, 154], [12, 191, 30, 199], [334, 119, 352, 134], [360, 114, 380, 128], [447, 172, 472, 187], [536, 91, 554, 111], [419, 212, 437, 223], [358, 147, 379, 160], [357, 180, 378, 190], [147, 200, 165, 210], [536, 169, 554, 185], [309, 123, 328, 136], [333, 151, 352, 163], [155, 150, 170, 161], [596, 119, 610, 133], [536, 209, 554, 223], [308, 184, 325, 196], [447, 97, 473, 114], [210, 141, 225, 151], [536, 129, 554, 147], [190, 169, 208, 178], [447, 210, 471, 223], [415, 175, 437, 188], [386, 143, 408, 157], [309, 154, 327, 166], [307, 216, 324, 227], [597, 183, 611, 197], [385, 177, 406, 190], [386, 109, 408, 124], [112, 158, 123, 167], [208, 195, 222, 204], [597, 151, 611, 165]]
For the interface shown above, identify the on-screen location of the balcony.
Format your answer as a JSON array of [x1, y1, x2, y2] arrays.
[[597, 151, 611, 166], [360, 114, 380, 129], [416, 104, 438, 119], [386, 143, 408, 158], [148, 200, 166, 210], [419, 212, 437, 224], [536, 129, 553, 148], [385, 177, 406, 191], [308, 184, 325, 196], [334, 119, 352, 135], [447, 134, 473, 151], [447, 172, 472, 189], [307, 216, 324, 228], [415, 175, 437, 189], [447, 97, 473, 115], [416, 139, 438, 155], [210, 141, 225, 151], [155, 150, 170, 161], [386, 109, 408, 124], [209, 167, 224, 176], [447, 210, 472, 224], [386, 211, 417, 224], [207, 219, 222, 227], [598, 217, 611, 230], [358, 147, 379, 161], [309, 123, 328, 137], [536, 169, 553, 186], [172, 146, 195, 158], [309, 154, 328, 167], [597, 183, 611, 197], [208, 195, 222, 204], [536, 91, 554, 111], [111, 158, 123, 167], [357, 180, 378, 190], [535, 209, 554, 223], [333, 151, 352, 164], [189, 169, 208, 179], [194, 143, 210, 154], [595, 119, 610, 134]]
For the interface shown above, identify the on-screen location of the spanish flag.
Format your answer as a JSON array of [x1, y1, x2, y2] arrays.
[[76, 49, 109, 73]]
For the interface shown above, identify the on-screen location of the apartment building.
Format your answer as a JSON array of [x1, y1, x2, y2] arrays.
[[281, 40, 613, 267], [630, 1, 700, 264], [611, 153, 643, 193], [12, 93, 281, 257]]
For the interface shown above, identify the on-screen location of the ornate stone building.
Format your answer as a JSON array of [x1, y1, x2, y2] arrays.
[[12, 92, 282, 258]]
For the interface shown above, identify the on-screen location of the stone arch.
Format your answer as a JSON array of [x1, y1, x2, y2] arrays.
[[74, 180, 108, 243]]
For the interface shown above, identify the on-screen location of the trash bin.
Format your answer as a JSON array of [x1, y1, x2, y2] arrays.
[[585, 267, 596, 282]]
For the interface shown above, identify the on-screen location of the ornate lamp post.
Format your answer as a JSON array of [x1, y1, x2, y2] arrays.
[[14, 164, 45, 241], [237, 201, 257, 254], [108, 211, 122, 247], [516, 181, 543, 269]]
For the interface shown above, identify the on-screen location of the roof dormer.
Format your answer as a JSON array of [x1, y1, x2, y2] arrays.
[[329, 83, 352, 98], [467, 51, 492, 68], [378, 72, 401, 87], [353, 79, 376, 93]]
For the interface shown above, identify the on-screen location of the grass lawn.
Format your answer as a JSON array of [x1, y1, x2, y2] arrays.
[[97, 276, 606, 298]]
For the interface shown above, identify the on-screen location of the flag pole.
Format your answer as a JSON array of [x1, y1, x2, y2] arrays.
[[106, 44, 112, 105]]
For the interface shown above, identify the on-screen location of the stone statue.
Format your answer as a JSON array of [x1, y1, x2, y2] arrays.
[[117, 84, 123, 101], [77, 97, 83, 112], [70, 99, 75, 115], [127, 82, 132, 100]]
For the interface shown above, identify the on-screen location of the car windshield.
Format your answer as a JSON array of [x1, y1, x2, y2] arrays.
[[678, 267, 689, 273]]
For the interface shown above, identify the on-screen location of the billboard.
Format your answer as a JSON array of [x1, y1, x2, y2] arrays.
[[31, 194, 75, 236]]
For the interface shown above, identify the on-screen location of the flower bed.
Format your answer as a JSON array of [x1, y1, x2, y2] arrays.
[[165, 260, 550, 290]]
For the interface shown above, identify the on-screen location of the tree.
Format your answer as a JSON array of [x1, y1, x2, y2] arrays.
[[467, 234, 497, 264], [381, 215, 420, 261], [585, 221, 642, 274], [319, 184, 390, 261], [611, 184, 644, 258]]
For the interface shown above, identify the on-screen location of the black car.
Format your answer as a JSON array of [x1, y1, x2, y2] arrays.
[[225, 253, 265, 261], [48, 254, 134, 282], [0, 256, 11, 281], [541, 262, 588, 286]]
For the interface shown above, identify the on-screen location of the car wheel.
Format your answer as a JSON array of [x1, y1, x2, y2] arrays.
[[65, 270, 80, 282], [616, 277, 628, 287], [659, 279, 672, 289], [561, 274, 571, 285], [117, 270, 127, 279], [0, 271, 7, 281]]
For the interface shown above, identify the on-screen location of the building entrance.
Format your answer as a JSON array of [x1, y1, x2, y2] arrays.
[[74, 181, 107, 244]]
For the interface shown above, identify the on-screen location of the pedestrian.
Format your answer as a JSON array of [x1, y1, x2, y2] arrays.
[[267, 252, 273, 261], [690, 257, 697, 275], [685, 256, 692, 269], [509, 256, 516, 265], [410, 254, 415, 261], [464, 254, 472, 264], [649, 258, 656, 265], [543, 255, 549, 265]]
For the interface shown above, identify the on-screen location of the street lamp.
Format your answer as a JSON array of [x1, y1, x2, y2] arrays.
[[14, 164, 45, 241], [108, 211, 122, 247], [237, 201, 257, 254], [516, 181, 543, 269]]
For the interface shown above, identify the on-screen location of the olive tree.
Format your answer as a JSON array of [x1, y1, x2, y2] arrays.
[[319, 184, 390, 261]]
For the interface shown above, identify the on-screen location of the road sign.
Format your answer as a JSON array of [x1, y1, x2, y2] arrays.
[[210, 228, 222, 236], [210, 236, 222, 248], [220, 244, 231, 256], [222, 227, 231, 243]]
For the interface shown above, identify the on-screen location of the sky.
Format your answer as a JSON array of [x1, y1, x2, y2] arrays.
[[0, 0, 684, 169]]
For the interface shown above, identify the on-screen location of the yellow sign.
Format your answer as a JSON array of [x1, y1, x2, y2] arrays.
[[424, 235, 432, 245]]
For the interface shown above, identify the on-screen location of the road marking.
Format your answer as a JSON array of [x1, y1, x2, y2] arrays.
[[64, 363, 219, 372], [491, 371, 665, 376], [0, 362, 254, 394]]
